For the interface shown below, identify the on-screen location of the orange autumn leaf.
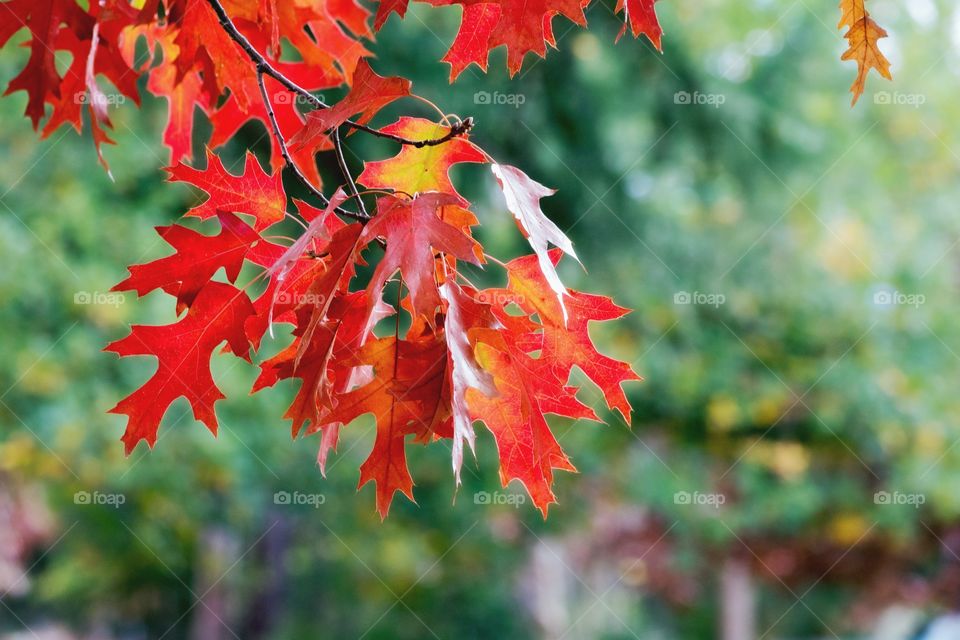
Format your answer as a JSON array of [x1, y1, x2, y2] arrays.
[[320, 334, 450, 519], [838, 0, 892, 105]]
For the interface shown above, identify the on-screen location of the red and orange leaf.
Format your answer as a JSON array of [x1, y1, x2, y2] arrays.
[[488, 0, 590, 75], [839, 0, 891, 105], [172, 0, 257, 108], [373, 0, 410, 30], [359, 193, 483, 325], [499, 251, 642, 422], [320, 334, 449, 519], [167, 150, 286, 230], [442, 3, 502, 81], [290, 59, 411, 152], [105, 282, 255, 454], [358, 117, 490, 203], [425, 0, 589, 76], [467, 334, 578, 517]]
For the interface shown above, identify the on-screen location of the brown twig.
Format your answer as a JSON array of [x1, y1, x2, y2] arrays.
[[332, 126, 368, 218], [256, 70, 370, 222]]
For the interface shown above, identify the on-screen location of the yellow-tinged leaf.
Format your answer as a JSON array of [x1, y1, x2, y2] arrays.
[[839, 0, 892, 106], [357, 117, 490, 203]]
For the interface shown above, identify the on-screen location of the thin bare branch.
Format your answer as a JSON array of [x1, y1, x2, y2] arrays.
[[256, 70, 370, 222], [332, 127, 368, 219]]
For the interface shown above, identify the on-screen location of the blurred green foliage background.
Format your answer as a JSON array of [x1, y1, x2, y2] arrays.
[[3, 0, 960, 638]]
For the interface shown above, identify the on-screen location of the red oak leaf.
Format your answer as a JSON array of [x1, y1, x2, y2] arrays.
[[458, 260, 636, 514], [373, 0, 409, 30], [358, 117, 490, 203], [499, 251, 642, 422], [167, 150, 286, 231], [112, 212, 259, 313], [467, 331, 582, 517], [442, 3, 502, 80], [1, 0, 88, 128], [290, 59, 411, 152], [172, 0, 257, 108], [320, 333, 449, 519], [432, 0, 590, 76], [105, 282, 255, 454], [359, 193, 483, 325], [615, 0, 663, 49]]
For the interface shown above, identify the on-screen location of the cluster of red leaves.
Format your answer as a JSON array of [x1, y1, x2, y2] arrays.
[[376, 0, 663, 79], [0, 0, 891, 517], [1, 0, 663, 171], [105, 150, 641, 517], [2, 0, 647, 517]]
